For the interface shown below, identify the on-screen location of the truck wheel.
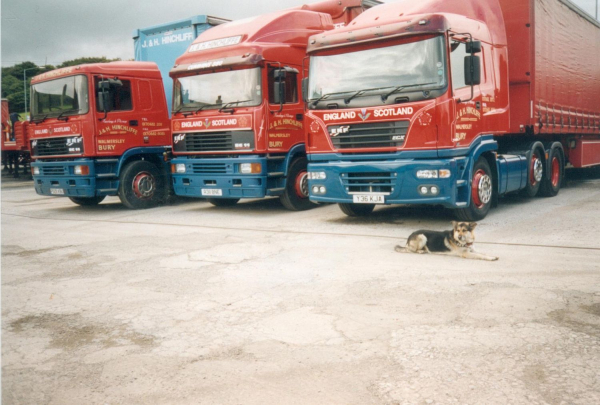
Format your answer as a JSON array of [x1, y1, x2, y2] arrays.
[[339, 203, 375, 217], [522, 147, 544, 198], [118, 160, 165, 209], [455, 157, 493, 221], [68, 196, 106, 206], [280, 157, 316, 211], [539, 146, 563, 197], [207, 198, 240, 207]]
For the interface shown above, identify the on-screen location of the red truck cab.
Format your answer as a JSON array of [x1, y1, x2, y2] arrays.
[[169, 0, 380, 210], [29, 62, 172, 208], [304, 0, 600, 219]]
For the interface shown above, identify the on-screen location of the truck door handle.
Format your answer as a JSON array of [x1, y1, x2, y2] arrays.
[[129, 120, 138, 126], [296, 114, 303, 121]]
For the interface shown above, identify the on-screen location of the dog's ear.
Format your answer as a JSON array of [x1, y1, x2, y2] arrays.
[[468, 222, 477, 230]]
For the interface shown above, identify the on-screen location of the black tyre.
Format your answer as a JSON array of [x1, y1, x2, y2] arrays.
[[207, 198, 240, 207], [455, 157, 493, 221], [338, 203, 376, 217], [118, 160, 165, 209], [68, 196, 106, 206], [521, 146, 544, 198], [539, 146, 564, 197], [280, 157, 316, 211]]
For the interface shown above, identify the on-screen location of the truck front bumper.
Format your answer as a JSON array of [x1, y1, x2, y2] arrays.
[[32, 160, 98, 198], [307, 156, 469, 208], [171, 156, 270, 199]]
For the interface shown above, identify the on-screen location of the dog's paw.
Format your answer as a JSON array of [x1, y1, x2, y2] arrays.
[[492, 256, 499, 261]]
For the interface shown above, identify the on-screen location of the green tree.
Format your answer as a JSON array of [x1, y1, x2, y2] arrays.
[[58, 57, 120, 68]]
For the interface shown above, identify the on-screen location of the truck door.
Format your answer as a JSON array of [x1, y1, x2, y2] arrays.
[[448, 38, 484, 149], [266, 66, 304, 152], [94, 76, 138, 156]]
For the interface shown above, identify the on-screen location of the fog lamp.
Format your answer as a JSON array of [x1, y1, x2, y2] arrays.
[[32, 167, 40, 176]]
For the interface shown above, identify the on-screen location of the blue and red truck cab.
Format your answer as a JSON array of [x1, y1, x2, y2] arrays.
[[29, 62, 172, 208], [168, 0, 380, 210], [304, 0, 600, 219]]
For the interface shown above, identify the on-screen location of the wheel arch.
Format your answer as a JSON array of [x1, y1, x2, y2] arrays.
[[115, 147, 169, 178], [282, 143, 306, 177]]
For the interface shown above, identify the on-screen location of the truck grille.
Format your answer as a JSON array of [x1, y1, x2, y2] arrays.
[[191, 163, 228, 174], [328, 121, 409, 150], [31, 136, 83, 157], [41, 166, 67, 176], [173, 131, 254, 153], [342, 172, 395, 194]]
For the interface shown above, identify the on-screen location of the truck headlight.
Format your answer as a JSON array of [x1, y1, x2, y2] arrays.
[[74, 165, 90, 175], [417, 170, 438, 179], [171, 163, 186, 174], [32, 167, 40, 176], [308, 172, 326, 180], [240, 163, 262, 174]]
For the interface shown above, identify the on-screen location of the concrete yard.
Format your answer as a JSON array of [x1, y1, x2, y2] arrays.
[[2, 171, 599, 404]]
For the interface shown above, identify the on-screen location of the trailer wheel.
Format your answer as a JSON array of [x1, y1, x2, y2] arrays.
[[68, 196, 106, 206], [539, 146, 564, 197], [207, 198, 240, 207], [455, 157, 493, 221], [118, 160, 165, 209], [280, 157, 316, 211], [522, 147, 544, 198], [339, 203, 376, 217]]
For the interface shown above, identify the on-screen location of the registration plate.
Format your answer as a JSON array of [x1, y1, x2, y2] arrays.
[[201, 188, 223, 196], [353, 194, 385, 204], [50, 188, 65, 195]]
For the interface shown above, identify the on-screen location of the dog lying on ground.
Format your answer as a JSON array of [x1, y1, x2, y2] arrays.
[[395, 221, 498, 261]]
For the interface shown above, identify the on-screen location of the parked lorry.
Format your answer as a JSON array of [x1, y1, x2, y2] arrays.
[[134, 15, 229, 115], [2, 99, 31, 177], [29, 62, 172, 208], [303, 0, 600, 219], [169, 0, 381, 210]]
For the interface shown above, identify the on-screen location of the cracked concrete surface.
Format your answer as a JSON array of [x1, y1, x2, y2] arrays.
[[2, 171, 600, 404]]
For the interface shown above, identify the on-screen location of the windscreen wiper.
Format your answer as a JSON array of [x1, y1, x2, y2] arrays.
[[218, 99, 252, 114], [380, 82, 438, 102], [343, 86, 398, 104], [309, 90, 357, 108], [31, 114, 49, 124], [56, 109, 80, 121]]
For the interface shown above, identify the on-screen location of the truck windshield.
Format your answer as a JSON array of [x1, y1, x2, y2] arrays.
[[31, 75, 89, 118], [173, 67, 262, 112], [308, 36, 447, 108]]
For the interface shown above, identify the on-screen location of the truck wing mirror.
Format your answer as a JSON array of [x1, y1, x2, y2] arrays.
[[464, 55, 481, 86], [274, 69, 287, 80], [302, 77, 309, 103], [97, 91, 112, 112], [466, 40, 482, 54], [273, 82, 285, 105]]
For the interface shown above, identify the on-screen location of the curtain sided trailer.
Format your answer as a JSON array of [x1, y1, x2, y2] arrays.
[[303, 0, 600, 219], [169, 0, 382, 210]]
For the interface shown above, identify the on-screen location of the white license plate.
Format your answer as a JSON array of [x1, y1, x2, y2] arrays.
[[201, 188, 223, 196], [50, 188, 65, 195], [353, 194, 385, 204]]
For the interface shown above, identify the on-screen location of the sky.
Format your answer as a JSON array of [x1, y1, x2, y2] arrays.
[[1, 0, 598, 68]]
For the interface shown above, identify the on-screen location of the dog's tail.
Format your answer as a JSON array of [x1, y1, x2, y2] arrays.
[[395, 245, 410, 253]]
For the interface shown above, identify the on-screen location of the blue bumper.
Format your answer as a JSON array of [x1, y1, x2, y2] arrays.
[[32, 159, 102, 198], [171, 156, 270, 199], [308, 156, 469, 208]]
